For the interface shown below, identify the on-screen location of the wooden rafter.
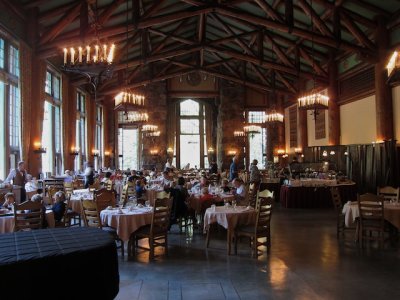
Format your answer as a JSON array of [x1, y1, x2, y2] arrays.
[[254, 0, 284, 22], [39, 3, 81, 45], [297, 0, 334, 37], [142, 0, 167, 19], [340, 10, 376, 50], [298, 48, 327, 77], [151, 19, 192, 54]]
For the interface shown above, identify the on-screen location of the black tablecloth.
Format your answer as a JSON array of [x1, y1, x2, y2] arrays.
[[0, 227, 119, 300], [280, 184, 358, 209]]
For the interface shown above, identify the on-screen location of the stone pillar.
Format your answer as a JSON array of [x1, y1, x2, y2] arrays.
[[216, 81, 245, 172], [328, 51, 340, 145], [375, 16, 393, 141]]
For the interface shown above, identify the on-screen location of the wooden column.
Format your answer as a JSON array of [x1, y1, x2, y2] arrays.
[[62, 75, 77, 171], [85, 93, 96, 164], [328, 51, 340, 145], [277, 95, 285, 150], [298, 109, 308, 152], [375, 16, 393, 141]]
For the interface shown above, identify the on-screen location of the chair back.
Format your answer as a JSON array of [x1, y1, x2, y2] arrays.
[[95, 189, 116, 212], [156, 191, 170, 200], [26, 190, 37, 201], [330, 187, 343, 212], [256, 189, 274, 209], [121, 182, 136, 206], [358, 193, 384, 224], [255, 196, 273, 234], [377, 186, 399, 203], [81, 199, 102, 228], [151, 198, 171, 235], [247, 184, 257, 207], [63, 182, 74, 198], [14, 200, 43, 231]]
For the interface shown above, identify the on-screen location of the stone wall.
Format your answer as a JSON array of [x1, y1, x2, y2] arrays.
[[217, 81, 246, 172]]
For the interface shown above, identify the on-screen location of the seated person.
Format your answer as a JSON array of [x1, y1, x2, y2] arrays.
[[52, 191, 66, 222], [209, 161, 218, 174], [232, 178, 247, 205], [101, 171, 112, 184], [191, 176, 209, 194], [64, 170, 74, 183], [160, 171, 172, 188], [175, 176, 189, 200], [25, 174, 38, 193], [199, 187, 214, 203], [0, 192, 15, 210], [221, 179, 231, 193], [135, 179, 146, 199], [30, 194, 47, 228]]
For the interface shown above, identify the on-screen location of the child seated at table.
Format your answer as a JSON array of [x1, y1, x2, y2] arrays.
[[221, 179, 231, 193], [52, 191, 66, 222], [0, 192, 15, 210], [200, 187, 214, 203]]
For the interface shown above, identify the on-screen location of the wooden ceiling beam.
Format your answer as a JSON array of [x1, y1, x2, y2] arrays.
[[275, 71, 297, 94], [264, 32, 294, 67], [151, 19, 192, 54], [1, 0, 26, 21], [297, 0, 334, 37], [340, 10, 376, 50], [39, 2, 81, 45], [204, 58, 233, 68], [180, 0, 205, 6], [349, 0, 390, 18], [216, 6, 375, 57], [39, 1, 80, 22], [165, 58, 196, 69], [23, 0, 47, 8], [298, 48, 327, 76], [138, 6, 213, 29], [142, 0, 167, 19], [209, 52, 240, 78], [254, 0, 284, 22], [98, 0, 126, 27], [249, 63, 269, 85], [148, 27, 195, 46]]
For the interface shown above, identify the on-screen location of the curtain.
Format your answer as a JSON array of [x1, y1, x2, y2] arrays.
[[166, 101, 176, 154], [205, 102, 214, 165], [19, 43, 32, 164]]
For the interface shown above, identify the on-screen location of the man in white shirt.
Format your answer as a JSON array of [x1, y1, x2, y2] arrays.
[[232, 178, 247, 205], [25, 174, 38, 193]]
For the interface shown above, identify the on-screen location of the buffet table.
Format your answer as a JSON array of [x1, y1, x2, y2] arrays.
[[280, 182, 357, 209], [0, 227, 119, 299]]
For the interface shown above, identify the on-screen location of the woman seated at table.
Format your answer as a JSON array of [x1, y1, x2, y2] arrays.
[[25, 174, 38, 193], [200, 187, 214, 203], [51, 191, 66, 222], [191, 176, 208, 194], [31, 194, 47, 228], [135, 179, 146, 199], [232, 178, 247, 205], [0, 192, 15, 210]]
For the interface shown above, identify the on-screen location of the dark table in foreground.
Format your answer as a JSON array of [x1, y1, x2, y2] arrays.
[[280, 183, 357, 208], [0, 227, 119, 300]]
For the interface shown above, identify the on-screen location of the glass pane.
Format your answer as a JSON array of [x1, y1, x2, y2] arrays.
[[249, 128, 266, 169], [42, 102, 53, 174], [55, 106, 61, 153], [180, 119, 199, 134], [9, 45, 19, 77], [118, 128, 139, 170], [0, 39, 4, 69], [248, 111, 265, 124], [45, 71, 51, 94], [80, 117, 86, 155], [9, 85, 20, 148], [180, 99, 199, 116], [180, 134, 200, 169], [53, 75, 60, 99]]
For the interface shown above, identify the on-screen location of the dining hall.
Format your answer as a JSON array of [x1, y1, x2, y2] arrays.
[[0, 0, 400, 299]]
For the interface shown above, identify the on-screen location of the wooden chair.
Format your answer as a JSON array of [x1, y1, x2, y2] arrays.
[[14, 200, 43, 231], [95, 189, 117, 212], [358, 193, 386, 249], [330, 187, 346, 238], [26, 190, 37, 201], [80, 199, 124, 256], [377, 186, 400, 203], [128, 197, 171, 260], [234, 196, 273, 258], [46, 186, 59, 205], [89, 178, 101, 191], [73, 179, 84, 189], [121, 182, 135, 207], [54, 196, 70, 228], [256, 189, 274, 209], [247, 183, 259, 208], [63, 182, 74, 198]]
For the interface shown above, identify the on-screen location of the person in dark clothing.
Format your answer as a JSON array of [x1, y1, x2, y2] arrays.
[[209, 161, 218, 174], [84, 162, 94, 188], [52, 191, 66, 222], [229, 156, 239, 181]]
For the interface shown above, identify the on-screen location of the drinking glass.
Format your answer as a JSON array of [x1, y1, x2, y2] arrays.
[[232, 200, 237, 209], [145, 200, 150, 207]]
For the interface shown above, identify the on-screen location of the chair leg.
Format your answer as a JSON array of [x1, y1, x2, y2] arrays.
[[206, 226, 211, 248]]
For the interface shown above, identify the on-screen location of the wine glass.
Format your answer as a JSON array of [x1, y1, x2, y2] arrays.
[[145, 200, 150, 207], [232, 200, 237, 210]]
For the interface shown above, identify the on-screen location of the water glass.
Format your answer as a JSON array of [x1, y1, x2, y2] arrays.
[[211, 204, 216, 211], [232, 200, 237, 209], [145, 200, 150, 207]]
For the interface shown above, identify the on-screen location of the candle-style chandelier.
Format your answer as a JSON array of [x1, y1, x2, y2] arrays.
[[61, 1, 115, 100], [142, 124, 158, 133], [243, 124, 261, 138], [114, 91, 146, 111], [117, 111, 148, 125], [387, 50, 400, 82], [264, 110, 284, 124], [297, 0, 329, 120]]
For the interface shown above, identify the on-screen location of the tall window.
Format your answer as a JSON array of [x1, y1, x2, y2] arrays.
[[42, 70, 62, 175], [94, 105, 103, 170], [178, 99, 208, 169], [247, 111, 267, 168], [118, 127, 139, 170], [75, 91, 86, 171], [0, 36, 20, 173]]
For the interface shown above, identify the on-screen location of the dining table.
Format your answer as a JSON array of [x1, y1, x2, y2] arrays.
[[203, 205, 256, 255], [0, 209, 55, 233]]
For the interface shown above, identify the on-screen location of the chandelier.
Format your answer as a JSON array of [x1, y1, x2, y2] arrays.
[[142, 124, 158, 133], [387, 50, 400, 81], [114, 91, 146, 111], [264, 110, 284, 124], [117, 111, 148, 124], [243, 124, 261, 138], [61, 2, 115, 100], [146, 131, 161, 137]]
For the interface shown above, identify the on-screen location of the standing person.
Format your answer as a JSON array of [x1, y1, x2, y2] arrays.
[[249, 159, 261, 187], [84, 162, 95, 188], [209, 161, 218, 174], [229, 156, 239, 182], [4, 161, 28, 202]]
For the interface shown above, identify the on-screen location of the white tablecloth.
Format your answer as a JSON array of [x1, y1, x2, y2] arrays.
[[0, 210, 55, 234], [203, 206, 256, 232], [100, 207, 153, 242], [70, 191, 94, 213]]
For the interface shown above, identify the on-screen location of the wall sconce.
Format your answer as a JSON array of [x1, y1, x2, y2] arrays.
[[167, 147, 174, 155], [33, 142, 46, 154], [227, 150, 237, 156], [329, 150, 335, 155], [207, 147, 215, 154], [150, 148, 159, 156], [344, 151, 348, 156], [322, 150, 328, 157], [294, 148, 303, 155], [70, 146, 79, 156], [92, 149, 100, 157], [282, 154, 289, 158], [104, 151, 110, 156], [277, 149, 285, 156]]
